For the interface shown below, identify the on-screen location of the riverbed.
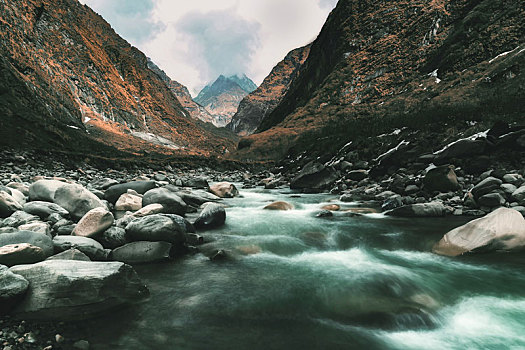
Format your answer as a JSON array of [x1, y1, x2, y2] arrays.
[[80, 187, 525, 349]]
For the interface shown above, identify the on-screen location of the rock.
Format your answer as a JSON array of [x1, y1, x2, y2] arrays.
[[183, 177, 209, 189], [0, 231, 53, 257], [97, 227, 129, 249], [209, 182, 239, 198], [142, 188, 187, 216], [512, 206, 525, 216], [18, 221, 51, 236], [28, 180, 66, 202], [503, 174, 522, 185], [1, 211, 39, 228], [7, 182, 29, 196], [434, 139, 487, 163], [9, 260, 148, 320], [471, 177, 503, 199], [0, 191, 23, 218], [9, 188, 26, 206], [290, 161, 338, 190], [477, 193, 506, 207], [0, 243, 46, 266], [53, 236, 107, 260], [193, 203, 226, 229], [72, 208, 114, 238], [321, 204, 340, 211], [382, 196, 403, 211], [46, 248, 91, 261], [23, 201, 69, 219], [339, 194, 354, 202], [347, 170, 368, 181], [104, 181, 156, 204], [501, 183, 518, 195], [0, 264, 29, 313], [386, 202, 446, 217], [129, 204, 165, 217], [315, 210, 333, 218], [53, 184, 105, 221], [512, 186, 525, 205], [423, 165, 460, 192], [343, 208, 378, 215], [111, 241, 172, 264], [263, 201, 294, 210], [176, 190, 221, 206], [125, 214, 187, 244], [115, 193, 142, 211], [89, 178, 119, 191], [433, 208, 525, 256], [404, 185, 419, 195], [56, 224, 76, 236], [73, 340, 90, 350]]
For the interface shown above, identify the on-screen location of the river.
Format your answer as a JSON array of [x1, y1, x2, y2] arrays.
[[81, 187, 525, 349]]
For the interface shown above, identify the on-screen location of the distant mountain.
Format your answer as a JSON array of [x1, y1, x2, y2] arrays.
[[228, 45, 310, 136], [194, 75, 257, 127], [0, 0, 233, 157], [146, 59, 215, 125]]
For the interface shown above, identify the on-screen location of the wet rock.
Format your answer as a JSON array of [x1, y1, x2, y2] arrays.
[[176, 190, 221, 207], [382, 196, 403, 211], [0, 243, 46, 266], [339, 193, 354, 202], [142, 188, 186, 216], [433, 208, 525, 256], [209, 182, 239, 198], [471, 177, 503, 199], [115, 193, 142, 211], [477, 193, 506, 207], [321, 204, 340, 211], [315, 210, 333, 218], [9, 260, 148, 320], [125, 214, 187, 244], [511, 186, 525, 205], [0, 264, 29, 313], [53, 184, 105, 220], [423, 165, 460, 192], [23, 201, 69, 219], [111, 241, 172, 264], [194, 203, 226, 229], [46, 248, 91, 261], [72, 208, 114, 238], [385, 202, 446, 217], [0, 191, 23, 218], [53, 236, 107, 261], [0, 231, 53, 257], [104, 181, 156, 204], [97, 227, 129, 249], [28, 180, 66, 202], [290, 161, 338, 191], [263, 201, 294, 210]]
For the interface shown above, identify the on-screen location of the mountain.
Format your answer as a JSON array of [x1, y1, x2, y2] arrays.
[[194, 75, 257, 128], [146, 59, 215, 125], [228, 45, 310, 136], [0, 0, 233, 157], [233, 0, 525, 161]]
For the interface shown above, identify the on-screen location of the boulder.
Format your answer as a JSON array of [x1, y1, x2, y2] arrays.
[[9, 260, 148, 320], [0, 243, 46, 266], [9, 188, 26, 206], [0, 191, 23, 218], [28, 180, 66, 202], [263, 201, 294, 210], [1, 211, 39, 228], [183, 177, 209, 189], [115, 193, 142, 211], [193, 203, 226, 229], [23, 201, 69, 219], [471, 177, 503, 199], [111, 241, 172, 264], [176, 190, 221, 207], [423, 165, 460, 192], [125, 214, 187, 244], [434, 138, 487, 163], [290, 161, 338, 190], [209, 182, 239, 198], [386, 202, 446, 217], [347, 170, 368, 181], [433, 208, 525, 256], [321, 204, 340, 211], [97, 227, 130, 249], [142, 188, 186, 215], [72, 208, 114, 238], [18, 221, 51, 236], [501, 183, 518, 196], [89, 178, 119, 191], [53, 236, 107, 261], [477, 193, 506, 207], [0, 265, 29, 313], [53, 184, 105, 220], [46, 248, 91, 261], [129, 204, 165, 218], [104, 181, 156, 204], [512, 186, 525, 205], [7, 182, 29, 196], [0, 230, 53, 257]]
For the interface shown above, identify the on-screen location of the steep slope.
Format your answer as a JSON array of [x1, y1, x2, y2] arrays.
[[228, 45, 310, 136], [194, 75, 257, 127], [234, 0, 524, 161], [0, 0, 232, 157], [146, 59, 215, 125]]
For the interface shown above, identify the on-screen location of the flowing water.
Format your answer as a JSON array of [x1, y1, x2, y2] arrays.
[[82, 187, 525, 349]]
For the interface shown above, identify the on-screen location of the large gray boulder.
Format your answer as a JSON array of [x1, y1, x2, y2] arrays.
[[104, 181, 156, 204], [471, 177, 503, 199], [125, 214, 187, 244], [1, 211, 39, 228], [0, 191, 23, 218], [9, 260, 148, 320], [23, 201, 69, 219], [142, 188, 186, 216], [512, 186, 525, 205], [28, 180, 66, 202], [111, 241, 172, 264], [194, 203, 226, 229], [115, 193, 142, 211], [0, 243, 46, 266], [290, 161, 338, 191], [53, 184, 105, 221], [209, 182, 239, 198], [0, 265, 29, 313], [433, 208, 525, 256], [72, 207, 114, 238], [0, 230, 53, 257], [385, 202, 446, 217], [53, 236, 107, 261], [176, 190, 221, 207], [477, 193, 506, 207], [423, 165, 460, 192], [97, 227, 130, 249], [46, 248, 91, 261]]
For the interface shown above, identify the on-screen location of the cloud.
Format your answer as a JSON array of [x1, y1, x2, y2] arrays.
[[176, 9, 261, 84]]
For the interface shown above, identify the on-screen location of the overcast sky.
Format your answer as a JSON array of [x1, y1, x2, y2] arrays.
[[79, 0, 338, 96]]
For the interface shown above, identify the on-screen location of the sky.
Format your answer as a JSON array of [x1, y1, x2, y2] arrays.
[[79, 0, 339, 96]]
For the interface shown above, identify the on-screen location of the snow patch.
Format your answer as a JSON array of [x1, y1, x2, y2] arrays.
[[83, 116, 91, 123], [429, 69, 441, 83], [488, 46, 519, 63], [433, 130, 489, 155], [66, 125, 80, 130]]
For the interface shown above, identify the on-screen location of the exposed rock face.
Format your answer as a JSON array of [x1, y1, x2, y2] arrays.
[[290, 161, 338, 191], [433, 208, 525, 256], [0, 0, 233, 156], [194, 75, 257, 127], [228, 45, 310, 136]]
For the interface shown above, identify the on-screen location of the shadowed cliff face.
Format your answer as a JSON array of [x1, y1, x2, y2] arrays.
[[227, 45, 310, 136], [233, 0, 524, 161], [0, 0, 234, 157]]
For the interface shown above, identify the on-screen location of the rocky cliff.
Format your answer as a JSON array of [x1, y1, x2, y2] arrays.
[[0, 0, 233, 157], [234, 0, 524, 161], [194, 75, 257, 128], [227, 45, 310, 136]]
